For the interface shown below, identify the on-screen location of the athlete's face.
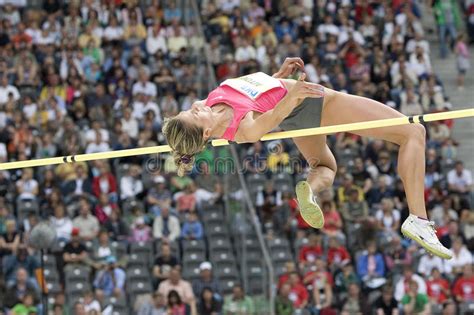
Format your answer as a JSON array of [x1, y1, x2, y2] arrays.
[[179, 100, 213, 139]]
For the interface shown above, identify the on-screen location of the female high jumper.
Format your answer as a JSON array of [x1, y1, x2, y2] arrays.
[[162, 57, 452, 259]]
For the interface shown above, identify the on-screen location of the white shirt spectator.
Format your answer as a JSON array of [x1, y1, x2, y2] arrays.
[[447, 169, 473, 191], [217, 0, 240, 13], [406, 40, 430, 55], [85, 128, 110, 144], [120, 175, 144, 200], [86, 141, 111, 154], [317, 23, 340, 42], [417, 254, 450, 276], [0, 143, 7, 162], [73, 214, 100, 240], [375, 209, 400, 230], [121, 116, 139, 139], [50, 216, 73, 241], [103, 25, 124, 41], [16, 179, 38, 200], [153, 214, 181, 241], [304, 63, 320, 83], [22, 102, 37, 120], [395, 273, 427, 301], [445, 246, 473, 272], [0, 84, 20, 104], [143, 101, 162, 123], [146, 27, 168, 55], [235, 44, 257, 63], [132, 81, 157, 97]]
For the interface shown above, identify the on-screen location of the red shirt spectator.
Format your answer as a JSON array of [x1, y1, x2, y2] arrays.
[[287, 272, 309, 309], [327, 237, 351, 267], [289, 198, 311, 229], [426, 268, 450, 303], [453, 265, 474, 303], [278, 261, 299, 289], [298, 233, 323, 268], [322, 201, 343, 235], [92, 164, 117, 198]]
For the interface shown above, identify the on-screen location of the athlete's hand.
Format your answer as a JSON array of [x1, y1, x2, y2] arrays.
[[272, 57, 305, 78], [288, 73, 325, 99]]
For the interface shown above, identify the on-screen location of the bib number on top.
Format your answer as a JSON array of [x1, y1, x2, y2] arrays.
[[220, 72, 282, 100]]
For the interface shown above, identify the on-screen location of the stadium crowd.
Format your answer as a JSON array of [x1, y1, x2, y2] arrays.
[[0, 0, 472, 315]]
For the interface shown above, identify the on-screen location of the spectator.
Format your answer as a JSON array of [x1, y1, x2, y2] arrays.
[[153, 205, 181, 242], [327, 236, 351, 270], [426, 267, 451, 304], [192, 261, 221, 301], [286, 271, 309, 313], [433, 0, 461, 58], [129, 216, 152, 243], [223, 284, 255, 315], [447, 161, 473, 205], [153, 242, 179, 289], [157, 267, 195, 308], [175, 183, 197, 214], [452, 264, 474, 304], [373, 286, 398, 315], [275, 283, 294, 315], [91, 162, 117, 202], [418, 251, 450, 277], [72, 198, 99, 241], [62, 227, 89, 272], [445, 237, 473, 274], [198, 287, 222, 315], [341, 282, 370, 315], [394, 265, 427, 302], [334, 263, 360, 296], [82, 290, 101, 313], [356, 241, 386, 290], [104, 208, 129, 242], [146, 175, 172, 216], [2, 245, 38, 286], [93, 255, 125, 301], [401, 279, 430, 315], [138, 292, 167, 315], [321, 201, 344, 242], [298, 233, 323, 270], [0, 219, 21, 257], [62, 164, 93, 197], [4, 268, 38, 310], [166, 290, 191, 315], [49, 203, 73, 243], [10, 293, 37, 315], [304, 258, 333, 314], [455, 33, 470, 90], [15, 168, 38, 201], [375, 198, 401, 241], [94, 193, 118, 224], [181, 212, 204, 240], [120, 164, 144, 201]]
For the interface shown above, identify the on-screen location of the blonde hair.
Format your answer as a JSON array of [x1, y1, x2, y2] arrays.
[[162, 116, 207, 177]]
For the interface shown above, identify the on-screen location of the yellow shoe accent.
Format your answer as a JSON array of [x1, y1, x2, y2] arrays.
[[295, 181, 324, 229], [401, 228, 452, 260]]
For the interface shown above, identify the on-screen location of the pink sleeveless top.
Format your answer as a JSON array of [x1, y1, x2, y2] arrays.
[[205, 74, 288, 141]]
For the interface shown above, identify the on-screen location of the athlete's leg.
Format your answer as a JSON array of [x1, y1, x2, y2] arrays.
[[321, 90, 426, 218], [291, 135, 337, 229], [292, 135, 337, 193], [321, 90, 452, 259]]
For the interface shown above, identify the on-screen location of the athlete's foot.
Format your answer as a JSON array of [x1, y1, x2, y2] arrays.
[[401, 214, 453, 259], [295, 181, 324, 229]]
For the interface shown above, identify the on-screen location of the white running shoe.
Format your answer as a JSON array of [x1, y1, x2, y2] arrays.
[[401, 214, 453, 259], [295, 181, 324, 229]]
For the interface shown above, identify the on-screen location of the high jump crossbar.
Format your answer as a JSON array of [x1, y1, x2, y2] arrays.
[[0, 108, 472, 171]]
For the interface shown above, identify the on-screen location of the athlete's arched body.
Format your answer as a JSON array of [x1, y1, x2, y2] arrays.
[[163, 58, 452, 259]]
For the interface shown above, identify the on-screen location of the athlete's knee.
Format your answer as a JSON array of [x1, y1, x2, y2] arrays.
[[398, 123, 426, 145], [408, 124, 426, 143]]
